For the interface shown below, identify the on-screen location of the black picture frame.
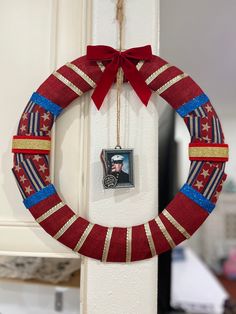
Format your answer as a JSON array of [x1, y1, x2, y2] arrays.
[[101, 148, 134, 189]]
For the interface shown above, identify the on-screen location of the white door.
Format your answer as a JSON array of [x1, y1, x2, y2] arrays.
[[0, 1, 159, 313]]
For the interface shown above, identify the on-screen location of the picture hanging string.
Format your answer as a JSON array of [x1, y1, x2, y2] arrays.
[[115, 0, 125, 149]]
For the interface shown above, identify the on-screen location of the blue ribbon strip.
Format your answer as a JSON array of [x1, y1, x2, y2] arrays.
[[30, 92, 62, 117], [176, 93, 209, 117], [23, 184, 56, 208], [180, 183, 215, 213]]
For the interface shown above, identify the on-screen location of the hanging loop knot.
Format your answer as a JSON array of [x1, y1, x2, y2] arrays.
[[86, 45, 153, 110]]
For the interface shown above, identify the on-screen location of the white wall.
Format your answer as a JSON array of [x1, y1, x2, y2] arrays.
[[81, 1, 159, 313]]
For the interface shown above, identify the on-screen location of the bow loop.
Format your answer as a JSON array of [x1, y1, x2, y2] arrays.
[[86, 45, 152, 110]]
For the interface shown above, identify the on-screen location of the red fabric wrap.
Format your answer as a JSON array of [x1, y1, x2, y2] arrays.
[[59, 217, 90, 250], [40, 205, 74, 237], [161, 77, 203, 110], [78, 224, 107, 260], [29, 193, 62, 219], [149, 219, 172, 254], [159, 213, 186, 246], [131, 224, 152, 261], [166, 192, 209, 235], [86, 45, 153, 109], [12, 47, 228, 262], [107, 227, 127, 262]]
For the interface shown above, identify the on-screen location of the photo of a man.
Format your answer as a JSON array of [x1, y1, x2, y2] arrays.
[[101, 148, 134, 188], [110, 154, 129, 184]]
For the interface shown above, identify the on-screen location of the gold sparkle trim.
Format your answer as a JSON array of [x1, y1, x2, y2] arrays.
[[126, 227, 132, 263], [54, 215, 78, 240], [145, 63, 172, 85], [157, 73, 188, 94], [102, 227, 113, 262], [97, 61, 105, 72], [162, 209, 190, 239], [12, 139, 51, 151], [136, 60, 145, 71], [189, 146, 229, 159], [66, 62, 96, 88], [155, 217, 176, 249], [36, 202, 64, 224], [144, 223, 157, 257], [96, 60, 144, 74], [74, 223, 94, 252], [53, 71, 83, 96]]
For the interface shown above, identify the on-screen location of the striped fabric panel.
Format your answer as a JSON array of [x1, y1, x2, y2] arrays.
[[24, 100, 36, 113], [193, 105, 208, 118], [29, 112, 39, 134], [18, 112, 41, 135], [12, 168, 27, 199], [185, 116, 224, 143], [185, 117, 202, 139], [187, 161, 204, 185], [18, 101, 55, 136], [201, 164, 225, 200], [212, 116, 223, 143], [14, 154, 49, 195], [20, 158, 46, 191]]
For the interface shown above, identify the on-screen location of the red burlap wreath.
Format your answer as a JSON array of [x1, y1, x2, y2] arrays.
[[12, 45, 228, 262]]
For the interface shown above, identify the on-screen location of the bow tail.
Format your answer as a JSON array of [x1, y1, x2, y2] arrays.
[[122, 61, 152, 106], [91, 62, 119, 110]]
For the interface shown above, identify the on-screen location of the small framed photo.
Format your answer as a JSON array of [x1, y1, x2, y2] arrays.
[[101, 148, 134, 189]]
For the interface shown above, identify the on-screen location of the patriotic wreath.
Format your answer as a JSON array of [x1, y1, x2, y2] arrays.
[[12, 45, 228, 263]]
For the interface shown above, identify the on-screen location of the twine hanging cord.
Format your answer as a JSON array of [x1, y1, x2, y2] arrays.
[[115, 0, 125, 149]]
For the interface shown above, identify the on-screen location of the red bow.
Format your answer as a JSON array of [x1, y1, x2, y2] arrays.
[[86, 45, 153, 110]]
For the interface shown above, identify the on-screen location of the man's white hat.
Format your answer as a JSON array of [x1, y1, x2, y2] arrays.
[[111, 155, 124, 163]]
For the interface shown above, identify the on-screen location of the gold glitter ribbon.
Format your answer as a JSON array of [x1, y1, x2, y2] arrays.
[[155, 217, 176, 249], [144, 223, 157, 257], [66, 62, 96, 88], [36, 202, 65, 223], [53, 71, 83, 96], [54, 215, 78, 240], [157, 73, 188, 94], [102, 227, 113, 262], [189, 144, 229, 161], [145, 63, 172, 85], [162, 209, 190, 239], [12, 137, 51, 152], [126, 227, 132, 262], [74, 223, 94, 252]]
